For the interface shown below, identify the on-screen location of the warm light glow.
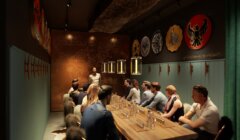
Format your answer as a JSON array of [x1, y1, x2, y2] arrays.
[[120, 61, 123, 73], [101, 62, 108, 73], [135, 58, 138, 74], [108, 61, 115, 73], [66, 34, 73, 40], [117, 59, 126, 74], [131, 57, 142, 75], [110, 37, 117, 43], [110, 63, 113, 72], [89, 36, 95, 41]]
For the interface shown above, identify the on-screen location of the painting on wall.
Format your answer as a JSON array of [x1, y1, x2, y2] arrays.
[[141, 36, 151, 57], [31, 0, 51, 54], [132, 39, 140, 57], [151, 30, 163, 54], [166, 25, 183, 52], [184, 14, 212, 50]]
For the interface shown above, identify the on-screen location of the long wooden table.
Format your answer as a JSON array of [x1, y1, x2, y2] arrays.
[[107, 96, 198, 140]]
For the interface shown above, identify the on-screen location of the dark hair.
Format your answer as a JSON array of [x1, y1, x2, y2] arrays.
[[151, 82, 161, 91], [132, 79, 139, 88], [65, 114, 80, 128], [64, 99, 75, 117], [66, 126, 84, 140], [82, 83, 90, 91], [125, 79, 131, 85], [145, 83, 151, 90], [72, 79, 78, 83], [98, 85, 113, 100], [72, 82, 79, 90], [193, 85, 208, 97]]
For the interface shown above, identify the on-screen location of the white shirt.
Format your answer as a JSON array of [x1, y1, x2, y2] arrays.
[[89, 73, 101, 85], [68, 87, 74, 94], [126, 87, 141, 104], [190, 98, 220, 134]]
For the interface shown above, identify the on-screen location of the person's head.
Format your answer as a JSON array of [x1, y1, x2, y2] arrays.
[[82, 83, 90, 92], [72, 79, 79, 90], [82, 84, 99, 111], [151, 82, 161, 93], [165, 85, 177, 98], [65, 114, 80, 128], [92, 67, 97, 74], [132, 79, 139, 88], [124, 79, 131, 87], [72, 82, 79, 91], [66, 126, 84, 140], [87, 83, 100, 97], [98, 85, 113, 105], [141, 81, 151, 90], [192, 85, 208, 104], [64, 99, 75, 117]]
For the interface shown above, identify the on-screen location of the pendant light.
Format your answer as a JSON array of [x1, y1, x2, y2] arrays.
[[130, 56, 142, 75], [117, 59, 126, 74]]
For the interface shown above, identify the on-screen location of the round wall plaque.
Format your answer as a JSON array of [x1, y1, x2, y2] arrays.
[[141, 36, 150, 57]]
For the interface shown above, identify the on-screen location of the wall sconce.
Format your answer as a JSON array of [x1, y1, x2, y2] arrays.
[[108, 61, 116, 73], [101, 62, 108, 73], [130, 56, 142, 75], [117, 59, 126, 74]]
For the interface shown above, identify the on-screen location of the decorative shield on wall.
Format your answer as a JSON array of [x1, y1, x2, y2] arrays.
[[132, 39, 140, 56], [151, 30, 163, 54], [184, 14, 212, 50], [166, 25, 183, 52], [141, 36, 150, 57]]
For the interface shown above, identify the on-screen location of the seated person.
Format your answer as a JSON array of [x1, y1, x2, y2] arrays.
[[81, 83, 100, 113], [126, 79, 141, 104], [65, 114, 80, 128], [123, 79, 132, 98], [68, 79, 79, 94], [162, 85, 184, 122], [140, 80, 154, 105], [78, 83, 89, 105], [81, 85, 119, 140], [141, 82, 168, 112], [66, 126, 84, 140], [64, 98, 75, 117], [178, 85, 220, 140]]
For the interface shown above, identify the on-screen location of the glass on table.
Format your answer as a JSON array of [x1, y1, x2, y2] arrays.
[[146, 110, 156, 129], [156, 116, 165, 125], [135, 118, 145, 129]]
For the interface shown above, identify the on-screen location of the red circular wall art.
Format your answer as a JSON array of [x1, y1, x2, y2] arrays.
[[184, 14, 212, 50]]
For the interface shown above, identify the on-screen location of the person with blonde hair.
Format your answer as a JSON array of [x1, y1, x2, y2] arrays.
[[162, 85, 184, 122], [81, 85, 119, 140]]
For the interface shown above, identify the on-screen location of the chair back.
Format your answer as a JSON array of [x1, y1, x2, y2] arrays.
[[183, 103, 191, 114], [214, 116, 233, 140]]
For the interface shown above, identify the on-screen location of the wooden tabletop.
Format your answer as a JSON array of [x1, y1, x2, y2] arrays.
[[107, 95, 198, 140]]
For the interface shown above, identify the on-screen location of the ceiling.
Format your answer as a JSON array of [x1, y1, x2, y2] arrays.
[[44, 0, 195, 34]]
